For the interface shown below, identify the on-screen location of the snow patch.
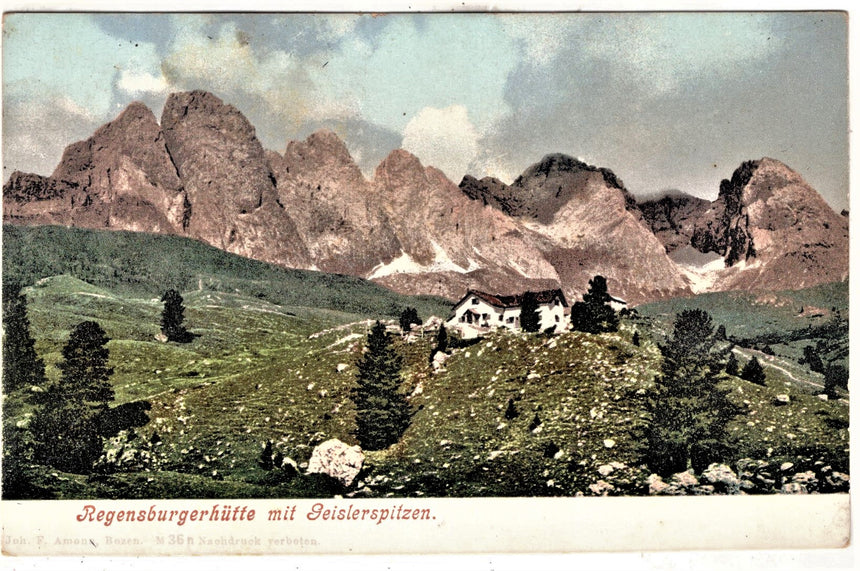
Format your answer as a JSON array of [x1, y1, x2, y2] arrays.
[[368, 242, 480, 279]]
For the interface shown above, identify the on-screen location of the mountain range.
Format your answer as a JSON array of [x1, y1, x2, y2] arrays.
[[3, 90, 849, 304]]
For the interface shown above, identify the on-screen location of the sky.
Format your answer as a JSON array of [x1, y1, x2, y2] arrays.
[[2, 12, 849, 211]]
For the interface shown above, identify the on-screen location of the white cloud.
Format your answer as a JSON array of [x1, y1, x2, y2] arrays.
[[118, 70, 170, 95], [401, 105, 479, 183]]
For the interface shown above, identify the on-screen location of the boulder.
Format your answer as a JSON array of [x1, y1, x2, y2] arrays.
[[588, 480, 615, 496], [306, 439, 365, 487], [647, 474, 676, 495], [773, 394, 791, 406], [780, 482, 806, 494], [701, 463, 741, 494], [670, 470, 699, 489], [824, 471, 850, 493], [432, 351, 449, 372]]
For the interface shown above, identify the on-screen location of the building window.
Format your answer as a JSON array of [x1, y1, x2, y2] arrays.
[[507, 316, 514, 323], [555, 315, 560, 322], [499, 314, 504, 321], [472, 298, 479, 305]]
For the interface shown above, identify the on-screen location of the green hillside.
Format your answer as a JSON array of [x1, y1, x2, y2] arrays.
[[2, 224, 452, 319], [2, 274, 848, 499]]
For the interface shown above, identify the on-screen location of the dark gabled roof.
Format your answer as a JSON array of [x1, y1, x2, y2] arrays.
[[458, 288, 568, 309]]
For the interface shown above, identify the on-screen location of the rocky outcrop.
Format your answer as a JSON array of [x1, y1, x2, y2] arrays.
[[306, 438, 365, 487], [160, 91, 309, 267], [266, 129, 402, 276], [4, 103, 186, 233], [689, 159, 848, 291], [368, 149, 560, 300], [460, 154, 692, 304], [460, 154, 637, 224], [638, 192, 711, 254]]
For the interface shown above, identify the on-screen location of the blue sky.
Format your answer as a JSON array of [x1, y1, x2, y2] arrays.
[[2, 12, 848, 210]]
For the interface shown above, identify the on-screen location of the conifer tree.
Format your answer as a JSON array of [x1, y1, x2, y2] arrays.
[[351, 321, 411, 450], [519, 291, 541, 333], [740, 357, 766, 386], [725, 352, 740, 376], [2, 282, 47, 393], [398, 307, 421, 332], [2, 283, 48, 497], [30, 321, 115, 472], [161, 289, 190, 342], [824, 364, 848, 398], [435, 323, 449, 353], [570, 275, 619, 333], [645, 309, 740, 475]]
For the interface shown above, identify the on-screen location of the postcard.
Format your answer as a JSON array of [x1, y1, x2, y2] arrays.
[[0, 8, 851, 557]]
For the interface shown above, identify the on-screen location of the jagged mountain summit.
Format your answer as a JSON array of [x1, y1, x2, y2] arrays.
[[3, 90, 848, 303], [638, 159, 849, 292]]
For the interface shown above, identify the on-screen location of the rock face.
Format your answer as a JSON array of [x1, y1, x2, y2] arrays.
[[637, 159, 848, 293], [306, 438, 364, 487], [368, 150, 560, 300], [4, 103, 185, 233], [160, 91, 309, 268], [266, 129, 402, 276], [3, 91, 848, 304], [638, 192, 711, 254], [461, 154, 692, 304]]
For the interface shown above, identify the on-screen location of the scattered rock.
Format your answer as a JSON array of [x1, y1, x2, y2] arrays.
[[647, 474, 676, 495], [306, 439, 364, 487], [588, 480, 615, 496], [780, 482, 806, 494], [597, 464, 615, 477], [774, 394, 791, 406], [336, 363, 349, 373], [432, 351, 449, 372], [603, 439, 616, 449], [817, 394, 829, 401], [670, 470, 699, 488], [701, 463, 741, 494], [780, 462, 795, 472], [280, 456, 300, 478]]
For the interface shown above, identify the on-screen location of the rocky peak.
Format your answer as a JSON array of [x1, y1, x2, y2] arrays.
[[460, 153, 633, 224], [51, 100, 181, 195], [282, 129, 365, 184]]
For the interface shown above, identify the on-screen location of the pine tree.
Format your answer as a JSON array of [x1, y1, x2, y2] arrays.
[[2, 282, 47, 393], [800, 345, 825, 373], [352, 321, 411, 450], [399, 307, 421, 332], [645, 309, 740, 475], [725, 352, 740, 376], [570, 275, 619, 333], [519, 291, 541, 333], [2, 282, 47, 497], [435, 323, 449, 353], [823, 364, 848, 398], [740, 357, 766, 386], [632, 331, 641, 347], [30, 321, 116, 473], [161, 289, 190, 342]]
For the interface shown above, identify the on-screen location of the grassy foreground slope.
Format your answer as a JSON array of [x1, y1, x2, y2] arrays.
[[5, 275, 849, 498]]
